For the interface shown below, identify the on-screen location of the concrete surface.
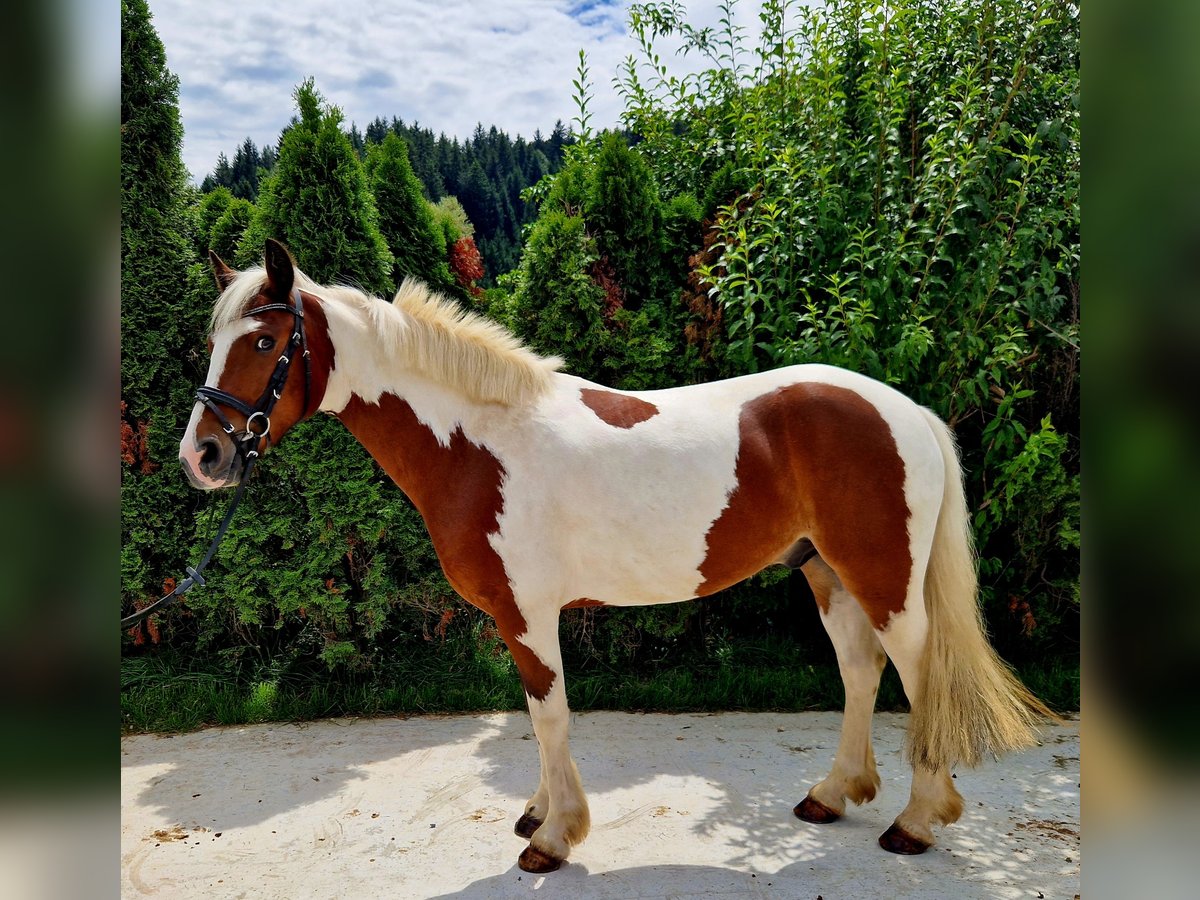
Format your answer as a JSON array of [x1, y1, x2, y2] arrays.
[[121, 711, 1079, 899]]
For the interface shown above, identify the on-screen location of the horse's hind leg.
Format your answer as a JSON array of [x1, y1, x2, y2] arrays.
[[873, 594, 963, 853], [794, 557, 887, 823], [498, 605, 590, 873]]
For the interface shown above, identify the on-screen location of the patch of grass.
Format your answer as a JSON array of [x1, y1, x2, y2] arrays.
[[1017, 659, 1081, 715], [121, 651, 1077, 734]]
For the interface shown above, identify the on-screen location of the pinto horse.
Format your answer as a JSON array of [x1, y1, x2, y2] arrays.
[[180, 240, 1050, 873]]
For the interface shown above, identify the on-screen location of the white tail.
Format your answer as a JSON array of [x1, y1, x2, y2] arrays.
[[907, 408, 1054, 769]]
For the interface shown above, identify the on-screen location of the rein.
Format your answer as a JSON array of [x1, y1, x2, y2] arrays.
[[121, 288, 311, 631]]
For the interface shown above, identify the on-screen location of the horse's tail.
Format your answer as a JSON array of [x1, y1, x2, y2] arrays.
[[907, 408, 1055, 770]]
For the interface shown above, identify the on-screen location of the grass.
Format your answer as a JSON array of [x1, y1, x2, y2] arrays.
[[121, 649, 1077, 735]]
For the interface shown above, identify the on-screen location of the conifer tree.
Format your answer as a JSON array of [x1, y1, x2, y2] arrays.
[[194, 186, 233, 255], [509, 211, 607, 374], [586, 132, 663, 307], [208, 197, 254, 262], [365, 133, 452, 293], [459, 159, 502, 240], [213, 81, 447, 669], [239, 79, 393, 295], [120, 0, 213, 618]]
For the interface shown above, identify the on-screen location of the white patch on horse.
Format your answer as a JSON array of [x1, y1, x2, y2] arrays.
[[488, 373, 745, 609], [178, 319, 257, 486]]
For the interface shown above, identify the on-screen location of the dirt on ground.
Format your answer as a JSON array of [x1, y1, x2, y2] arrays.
[[121, 711, 1079, 899]]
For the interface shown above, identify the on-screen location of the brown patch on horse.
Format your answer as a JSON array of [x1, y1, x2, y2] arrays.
[[561, 598, 607, 610], [697, 383, 912, 630], [580, 388, 658, 428], [336, 393, 556, 701]]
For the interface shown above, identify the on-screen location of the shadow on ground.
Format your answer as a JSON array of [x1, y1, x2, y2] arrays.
[[122, 712, 1079, 899]]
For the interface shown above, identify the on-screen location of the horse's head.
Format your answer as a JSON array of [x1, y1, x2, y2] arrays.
[[179, 239, 318, 489]]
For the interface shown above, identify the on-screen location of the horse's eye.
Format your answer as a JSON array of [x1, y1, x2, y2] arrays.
[[255, 336, 275, 352]]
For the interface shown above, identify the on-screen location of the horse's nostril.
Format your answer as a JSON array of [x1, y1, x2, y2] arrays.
[[198, 438, 221, 468]]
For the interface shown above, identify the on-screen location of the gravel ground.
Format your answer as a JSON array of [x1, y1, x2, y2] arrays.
[[121, 711, 1079, 899]]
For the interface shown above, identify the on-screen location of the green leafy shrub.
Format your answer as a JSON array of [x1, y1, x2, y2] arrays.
[[623, 0, 1079, 655]]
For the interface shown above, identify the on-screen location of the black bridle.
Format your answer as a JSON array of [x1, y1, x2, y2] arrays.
[[121, 288, 311, 631]]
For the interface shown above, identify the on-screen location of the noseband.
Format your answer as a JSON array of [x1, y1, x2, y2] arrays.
[[195, 287, 312, 462], [120, 287, 311, 631]]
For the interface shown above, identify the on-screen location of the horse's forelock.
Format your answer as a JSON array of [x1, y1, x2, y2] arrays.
[[210, 267, 325, 334], [209, 267, 269, 334]]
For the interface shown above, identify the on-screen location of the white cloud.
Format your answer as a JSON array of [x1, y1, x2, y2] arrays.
[[149, 0, 788, 182]]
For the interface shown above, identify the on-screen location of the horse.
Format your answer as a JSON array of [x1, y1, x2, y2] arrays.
[[179, 239, 1051, 874]]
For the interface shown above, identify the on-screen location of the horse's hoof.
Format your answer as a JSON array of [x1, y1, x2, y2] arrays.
[[878, 823, 932, 855], [514, 813, 542, 839], [794, 795, 841, 824], [518, 845, 562, 873]]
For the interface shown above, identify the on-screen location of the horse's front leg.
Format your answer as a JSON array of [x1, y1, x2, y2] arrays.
[[514, 742, 548, 839], [498, 606, 590, 873]]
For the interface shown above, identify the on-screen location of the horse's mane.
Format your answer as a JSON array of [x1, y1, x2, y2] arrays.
[[211, 267, 563, 407]]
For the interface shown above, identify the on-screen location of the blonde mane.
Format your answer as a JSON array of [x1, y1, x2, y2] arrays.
[[211, 268, 562, 406]]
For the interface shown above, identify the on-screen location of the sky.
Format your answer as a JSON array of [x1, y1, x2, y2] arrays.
[[147, 0, 781, 183]]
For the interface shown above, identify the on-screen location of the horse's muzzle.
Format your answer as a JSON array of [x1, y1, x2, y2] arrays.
[[179, 434, 242, 489]]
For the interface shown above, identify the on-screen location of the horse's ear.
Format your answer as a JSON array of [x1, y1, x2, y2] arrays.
[[263, 238, 295, 300], [208, 250, 237, 292]]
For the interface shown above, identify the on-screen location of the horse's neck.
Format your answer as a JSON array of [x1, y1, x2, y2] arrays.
[[317, 301, 494, 503], [333, 381, 509, 553]]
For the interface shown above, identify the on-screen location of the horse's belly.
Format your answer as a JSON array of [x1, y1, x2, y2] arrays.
[[492, 437, 743, 606]]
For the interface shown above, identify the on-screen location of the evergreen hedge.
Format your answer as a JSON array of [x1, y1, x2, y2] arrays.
[[122, 0, 1078, 714]]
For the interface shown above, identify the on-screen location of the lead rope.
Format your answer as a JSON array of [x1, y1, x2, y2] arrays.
[[120, 454, 257, 631], [122, 288, 307, 632]]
